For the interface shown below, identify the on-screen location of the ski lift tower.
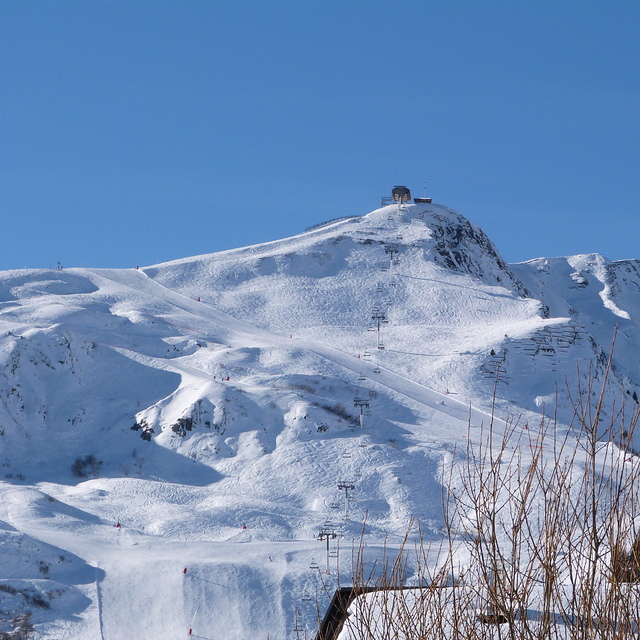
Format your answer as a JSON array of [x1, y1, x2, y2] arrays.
[[384, 243, 399, 275], [337, 480, 356, 520], [318, 526, 338, 574], [371, 310, 388, 350], [353, 398, 370, 429]]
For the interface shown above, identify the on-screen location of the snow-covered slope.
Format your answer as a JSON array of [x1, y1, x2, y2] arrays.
[[0, 202, 638, 638], [512, 253, 640, 396]]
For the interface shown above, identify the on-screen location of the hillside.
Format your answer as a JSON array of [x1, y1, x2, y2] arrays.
[[0, 201, 638, 638]]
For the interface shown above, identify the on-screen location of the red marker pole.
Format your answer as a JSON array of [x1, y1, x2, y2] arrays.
[[188, 609, 198, 637]]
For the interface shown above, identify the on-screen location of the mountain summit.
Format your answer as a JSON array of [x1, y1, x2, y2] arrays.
[[0, 201, 638, 638]]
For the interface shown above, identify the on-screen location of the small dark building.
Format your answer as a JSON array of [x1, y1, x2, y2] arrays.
[[392, 185, 411, 203]]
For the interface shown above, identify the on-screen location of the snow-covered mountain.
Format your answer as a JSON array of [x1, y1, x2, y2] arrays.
[[0, 202, 638, 638]]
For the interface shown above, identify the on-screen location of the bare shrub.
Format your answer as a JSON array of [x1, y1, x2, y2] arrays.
[[71, 454, 102, 478], [1, 612, 33, 640], [319, 403, 357, 423]]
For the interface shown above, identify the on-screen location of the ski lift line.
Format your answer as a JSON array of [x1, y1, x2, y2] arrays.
[[140, 274, 509, 436], [299, 340, 510, 434]]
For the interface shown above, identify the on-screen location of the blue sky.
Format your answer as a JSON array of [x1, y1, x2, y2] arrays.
[[1, 1, 639, 271]]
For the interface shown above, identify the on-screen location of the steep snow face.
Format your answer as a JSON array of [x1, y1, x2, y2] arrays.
[[512, 254, 640, 396], [418, 207, 530, 297]]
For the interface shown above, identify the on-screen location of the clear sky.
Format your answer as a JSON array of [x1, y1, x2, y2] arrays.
[[1, 1, 639, 271]]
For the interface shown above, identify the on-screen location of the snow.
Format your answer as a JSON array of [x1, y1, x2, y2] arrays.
[[0, 202, 638, 637]]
